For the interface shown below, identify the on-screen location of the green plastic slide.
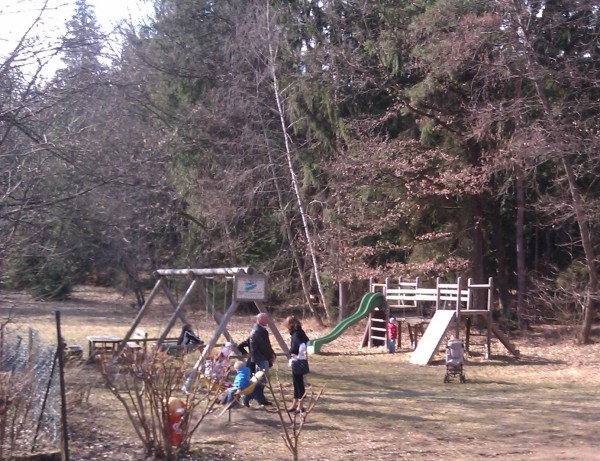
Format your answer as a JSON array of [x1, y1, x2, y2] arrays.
[[307, 292, 385, 354]]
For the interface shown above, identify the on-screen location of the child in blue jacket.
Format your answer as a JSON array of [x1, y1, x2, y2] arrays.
[[223, 360, 251, 404]]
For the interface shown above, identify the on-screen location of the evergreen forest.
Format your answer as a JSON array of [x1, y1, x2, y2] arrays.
[[2, 0, 600, 341]]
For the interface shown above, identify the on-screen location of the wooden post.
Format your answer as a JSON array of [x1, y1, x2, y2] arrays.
[[454, 277, 462, 339], [54, 311, 69, 461], [338, 280, 347, 322], [465, 317, 472, 354], [112, 277, 166, 362], [0, 321, 4, 371], [28, 328, 34, 368], [156, 277, 200, 346], [486, 277, 494, 359]]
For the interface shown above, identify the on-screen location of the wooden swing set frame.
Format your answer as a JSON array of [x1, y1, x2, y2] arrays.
[[110, 267, 289, 367]]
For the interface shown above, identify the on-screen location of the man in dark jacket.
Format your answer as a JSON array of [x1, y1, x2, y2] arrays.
[[241, 312, 276, 407]]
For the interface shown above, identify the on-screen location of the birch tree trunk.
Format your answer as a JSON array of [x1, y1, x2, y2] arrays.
[[263, 130, 326, 326], [264, 2, 332, 322]]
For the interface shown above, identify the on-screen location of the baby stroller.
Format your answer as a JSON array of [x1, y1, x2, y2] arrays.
[[443, 338, 466, 383]]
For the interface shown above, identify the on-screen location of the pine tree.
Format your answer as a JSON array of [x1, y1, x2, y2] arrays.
[[60, 0, 105, 77]]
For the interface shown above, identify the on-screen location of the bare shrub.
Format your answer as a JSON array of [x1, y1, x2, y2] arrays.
[[100, 349, 221, 460], [267, 366, 325, 461], [527, 268, 586, 325]]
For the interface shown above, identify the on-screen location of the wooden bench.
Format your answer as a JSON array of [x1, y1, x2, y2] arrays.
[[125, 328, 147, 352], [86, 335, 122, 362], [64, 344, 84, 361]]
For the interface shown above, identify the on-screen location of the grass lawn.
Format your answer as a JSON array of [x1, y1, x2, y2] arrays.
[[2, 286, 600, 460]]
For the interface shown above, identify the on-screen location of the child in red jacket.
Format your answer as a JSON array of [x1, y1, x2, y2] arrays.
[[386, 317, 398, 353]]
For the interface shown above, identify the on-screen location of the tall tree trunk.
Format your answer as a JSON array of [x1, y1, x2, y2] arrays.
[[490, 201, 512, 319], [513, 73, 528, 330], [515, 157, 527, 330], [469, 196, 486, 312], [562, 157, 598, 342], [470, 196, 485, 284]]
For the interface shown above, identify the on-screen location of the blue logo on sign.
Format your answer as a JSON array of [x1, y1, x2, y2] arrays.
[[244, 281, 257, 290]]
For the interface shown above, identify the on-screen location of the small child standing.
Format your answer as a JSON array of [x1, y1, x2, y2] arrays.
[[386, 317, 398, 353], [221, 360, 251, 404], [212, 342, 234, 382]]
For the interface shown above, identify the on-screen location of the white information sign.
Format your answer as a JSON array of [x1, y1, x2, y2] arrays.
[[234, 273, 268, 301]]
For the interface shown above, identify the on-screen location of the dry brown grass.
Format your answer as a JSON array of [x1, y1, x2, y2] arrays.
[[2, 286, 600, 460]]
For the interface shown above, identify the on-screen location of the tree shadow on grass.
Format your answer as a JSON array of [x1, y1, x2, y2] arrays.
[[319, 350, 385, 357], [466, 355, 567, 367]]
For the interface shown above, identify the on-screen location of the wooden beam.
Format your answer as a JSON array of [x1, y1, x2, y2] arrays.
[[155, 267, 254, 277]]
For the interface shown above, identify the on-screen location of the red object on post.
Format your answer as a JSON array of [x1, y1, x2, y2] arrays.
[[168, 397, 186, 446]]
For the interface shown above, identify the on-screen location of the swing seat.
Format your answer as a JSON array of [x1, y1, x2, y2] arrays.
[[235, 369, 264, 398], [202, 375, 230, 393], [218, 370, 265, 416]]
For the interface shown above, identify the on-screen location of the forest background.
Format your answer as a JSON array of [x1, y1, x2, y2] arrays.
[[2, 0, 600, 341]]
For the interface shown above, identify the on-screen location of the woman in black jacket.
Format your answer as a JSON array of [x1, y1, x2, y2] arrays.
[[176, 324, 203, 348], [284, 315, 310, 413]]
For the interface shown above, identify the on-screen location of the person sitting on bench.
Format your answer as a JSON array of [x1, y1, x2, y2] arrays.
[[177, 324, 204, 349]]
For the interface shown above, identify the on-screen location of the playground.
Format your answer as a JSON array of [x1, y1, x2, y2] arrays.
[[2, 284, 600, 460]]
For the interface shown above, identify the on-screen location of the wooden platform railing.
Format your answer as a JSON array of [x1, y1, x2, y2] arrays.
[[379, 277, 492, 314], [370, 276, 519, 358]]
